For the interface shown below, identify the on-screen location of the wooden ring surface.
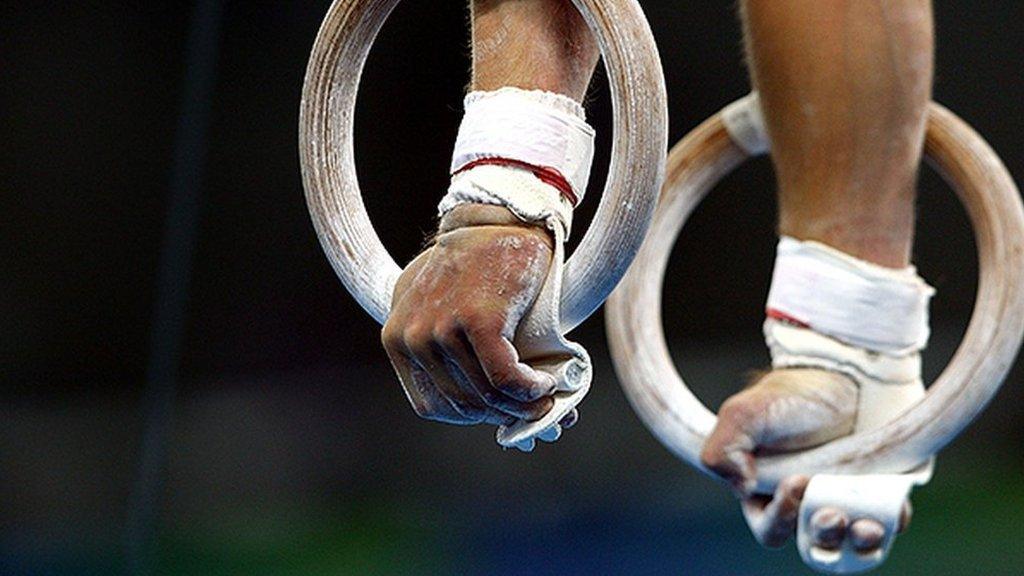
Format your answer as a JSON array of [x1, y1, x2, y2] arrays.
[[606, 98, 1024, 493], [299, 0, 667, 330]]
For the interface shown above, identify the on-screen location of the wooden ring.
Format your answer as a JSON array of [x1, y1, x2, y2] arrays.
[[299, 0, 667, 330], [606, 95, 1024, 493]]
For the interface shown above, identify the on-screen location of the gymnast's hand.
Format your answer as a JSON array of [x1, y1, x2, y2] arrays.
[[382, 204, 575, 428], [700, 369, 911, 550]]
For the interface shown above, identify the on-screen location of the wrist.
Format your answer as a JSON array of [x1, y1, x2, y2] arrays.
[[438, 87, 595, 241], [438, 204, 554, 247]]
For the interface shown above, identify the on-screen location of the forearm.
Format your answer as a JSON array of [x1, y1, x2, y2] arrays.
[[742, 0, 934, 268], [451, 1, 599, 229], [471, 0, 599, 100]]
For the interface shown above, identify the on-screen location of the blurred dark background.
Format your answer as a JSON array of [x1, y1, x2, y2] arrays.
[[2, 1, 1021, 574]]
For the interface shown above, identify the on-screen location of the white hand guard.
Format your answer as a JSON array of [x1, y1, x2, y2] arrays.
[[766, 318, 933, 574], [760, 237, 935, 574]]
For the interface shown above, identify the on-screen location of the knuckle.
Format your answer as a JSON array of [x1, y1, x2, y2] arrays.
[[475, 386, 505, 408], [409, 395, 477, 425], [431, 318, 462, 349], [381, 322, 403, 350], [402, 322, 433, 350], [699, 442, 736, 475], [489, 365, 516, 388], [456, 308, 485, 328], [699, 446, 724, 470], [407, 395, 441, 420], [409, 403, 427, 417], [700, 432, 726, 467]]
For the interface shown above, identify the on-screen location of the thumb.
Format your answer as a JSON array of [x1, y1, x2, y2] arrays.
[[700, 391, 761, 495], [701, 369, 858, 495]]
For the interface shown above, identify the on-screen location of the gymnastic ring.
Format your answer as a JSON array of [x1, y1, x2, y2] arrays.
[[299, 0, 667, 331], [606, 93, 1024, 494]]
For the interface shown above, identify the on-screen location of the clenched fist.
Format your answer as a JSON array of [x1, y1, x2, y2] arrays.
[[382, 204, 577, 429], [701, 369, 911, 550]]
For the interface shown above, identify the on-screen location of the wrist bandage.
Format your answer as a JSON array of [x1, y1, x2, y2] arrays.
[[767, 236, 934, 355], [763, 236, 935, 574], [439, 87, 596, 237], [766, 236, 935, 431]]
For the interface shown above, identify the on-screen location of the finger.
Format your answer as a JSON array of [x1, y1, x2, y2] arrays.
[[383, 321, 466, 423], [742, 475, 810, 548], [849, 519, 886, 552], [391, 318, 502, 425], [809, 507, 849, 550], [898, 500, 912, 533], [407, 338, 497, 425], [559, 408, 579, 429], [465, 321, 559, 403], [702, 369, 858, 496], [384, 341, 468, 424], [701, 397, 760, 495], [436, 328, 553, 421]]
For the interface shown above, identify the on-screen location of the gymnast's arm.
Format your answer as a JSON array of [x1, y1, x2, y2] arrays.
[[701, 0, 934, 551], [381, 0, 599, 427]]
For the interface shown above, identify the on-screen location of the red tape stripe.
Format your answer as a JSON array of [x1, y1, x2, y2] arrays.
[[452, 157, 579, 207], [766, 308, 811, 329]]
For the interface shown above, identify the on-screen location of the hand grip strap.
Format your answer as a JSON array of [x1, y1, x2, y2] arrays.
[[797, 465, 931, 574], [765, 319, 934, 573], [496, 220, 592, 451]]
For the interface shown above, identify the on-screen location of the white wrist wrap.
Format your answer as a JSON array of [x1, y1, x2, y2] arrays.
[[439, 88, 596, 237], [763, 237, 935, 574], [441, 164, 577, 237], [767, 236, 935, 354]]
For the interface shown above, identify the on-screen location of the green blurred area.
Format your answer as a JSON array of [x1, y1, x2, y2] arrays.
[[160, 459, 1024, 576], [5, 388, 1019, 575], [3, 329, 1022, 575], [149, 466, 1024, 576], [159, 503, 456, 576]]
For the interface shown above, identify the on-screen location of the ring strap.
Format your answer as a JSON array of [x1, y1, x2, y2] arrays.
[[722, 92, 769, 156], [765, 319, 934, 573]]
